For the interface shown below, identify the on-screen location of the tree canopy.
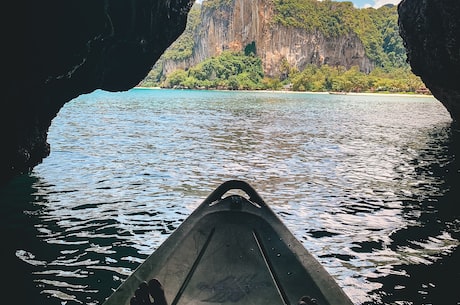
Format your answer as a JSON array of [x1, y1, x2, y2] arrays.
[[157, 51, 426, 94], [163, 51, 265, 90]]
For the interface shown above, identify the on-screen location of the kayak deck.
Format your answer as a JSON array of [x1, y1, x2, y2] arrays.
[[103, 180, 353, 305]]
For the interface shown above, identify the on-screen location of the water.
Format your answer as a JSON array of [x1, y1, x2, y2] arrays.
[[1, 89, 459, 305]]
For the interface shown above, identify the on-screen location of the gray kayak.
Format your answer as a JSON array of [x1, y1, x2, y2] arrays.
[[103, 180, 354, 305]]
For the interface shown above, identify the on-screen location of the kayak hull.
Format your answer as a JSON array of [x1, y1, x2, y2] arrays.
[[103, 180, 353, 305]]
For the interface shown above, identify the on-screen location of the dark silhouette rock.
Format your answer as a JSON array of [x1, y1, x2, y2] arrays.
[[398, 0, 460, 123], [1, 0, 193, 184]]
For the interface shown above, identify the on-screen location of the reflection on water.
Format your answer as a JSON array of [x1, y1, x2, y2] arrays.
[[0, 89, 459, 305], [365, 127, 460, 305]]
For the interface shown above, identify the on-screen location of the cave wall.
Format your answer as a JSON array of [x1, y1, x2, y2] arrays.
[[398, 0, 460, 123], [1, 0, 194, 184]]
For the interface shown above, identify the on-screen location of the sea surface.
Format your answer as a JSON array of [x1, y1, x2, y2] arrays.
[[1, 89, 459, 305]]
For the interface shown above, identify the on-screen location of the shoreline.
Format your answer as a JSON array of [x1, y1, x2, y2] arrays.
[[133, 86, 434, 98]]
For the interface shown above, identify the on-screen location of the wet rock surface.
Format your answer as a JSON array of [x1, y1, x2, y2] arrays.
[[398, 0, 460, 123]]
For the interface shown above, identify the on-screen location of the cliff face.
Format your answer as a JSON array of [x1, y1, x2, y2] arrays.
[[1, 0, 194, 184], [163, 0, 373, 77], [398, 0, 460, 123]]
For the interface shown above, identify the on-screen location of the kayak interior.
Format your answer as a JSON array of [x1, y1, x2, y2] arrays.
[[102, 180, 353, 305]]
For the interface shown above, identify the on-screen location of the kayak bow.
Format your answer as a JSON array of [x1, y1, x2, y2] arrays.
[[103, 180, 353, 305]]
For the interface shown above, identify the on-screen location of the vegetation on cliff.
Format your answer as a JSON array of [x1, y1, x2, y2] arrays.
[[162, 4, 201, 61], [163, 51, 264, 90], [139, 4, 201, 87], [288, 64, 424, 93], [158, 51, 425, 93], [202, 0, 233, 9]]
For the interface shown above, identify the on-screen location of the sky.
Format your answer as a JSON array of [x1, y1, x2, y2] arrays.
[[196, 0, 402, 9], [341, 0, 401, 8]]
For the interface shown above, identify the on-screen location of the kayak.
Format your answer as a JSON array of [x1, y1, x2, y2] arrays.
[[102, 180, 354, 305]]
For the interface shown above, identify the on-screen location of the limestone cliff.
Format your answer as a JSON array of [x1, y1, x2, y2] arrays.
[[162, 0, 373, 78]]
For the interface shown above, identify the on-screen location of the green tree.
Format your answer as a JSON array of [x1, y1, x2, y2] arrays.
[[163, 51, 264, 90], [165, 69, 188, 87]]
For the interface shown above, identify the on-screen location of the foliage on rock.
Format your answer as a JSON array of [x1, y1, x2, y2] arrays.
[[163, 51, 264, 90]]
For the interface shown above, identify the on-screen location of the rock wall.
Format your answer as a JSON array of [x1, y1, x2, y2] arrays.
[[1, 0, 194, 184], [163, 0, 373, 77], [398, 0, 460, 123]]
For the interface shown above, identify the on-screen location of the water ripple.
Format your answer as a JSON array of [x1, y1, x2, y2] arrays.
[[1, 89, 458, 305]]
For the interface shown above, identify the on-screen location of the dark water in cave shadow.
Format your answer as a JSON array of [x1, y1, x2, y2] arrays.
[[363, 124, 460, 305], [0, 175, 145, 305], [2, 125, 459, 305], [0, 176, 52, 304]]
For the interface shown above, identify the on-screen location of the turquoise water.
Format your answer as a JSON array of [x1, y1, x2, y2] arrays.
[[1, 89, 459, 304]]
